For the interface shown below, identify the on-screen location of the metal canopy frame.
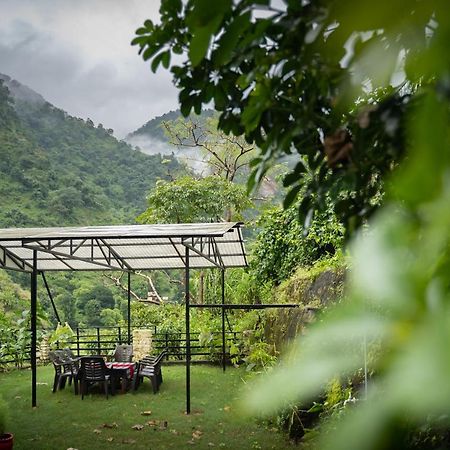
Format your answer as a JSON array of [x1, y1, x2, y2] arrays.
[[0, 222, 247, 412]]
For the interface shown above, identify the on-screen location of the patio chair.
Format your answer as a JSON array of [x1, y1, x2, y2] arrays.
[[132, 350, 167, 394], [61, 348, 80, 363], [48, 351, 78, 394], [114, 344, 133, 363], [80, 356, 114, 399]]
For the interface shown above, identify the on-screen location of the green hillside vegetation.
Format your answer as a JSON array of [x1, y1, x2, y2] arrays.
[[0, 78, 184, 228], [0, 76, 189, 329]]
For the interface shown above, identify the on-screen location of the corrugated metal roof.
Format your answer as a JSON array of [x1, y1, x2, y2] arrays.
[[0, 222, 247, 272]]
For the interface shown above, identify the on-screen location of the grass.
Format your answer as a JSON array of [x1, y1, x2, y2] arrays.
[[0, 364, 293, 449]]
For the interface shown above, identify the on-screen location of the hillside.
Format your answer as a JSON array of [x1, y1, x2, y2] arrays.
[[0, 74, 184, 227]]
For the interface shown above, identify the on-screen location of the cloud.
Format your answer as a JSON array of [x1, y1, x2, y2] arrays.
[[127, 135, 209, 175], [0, 0, 179, 137]]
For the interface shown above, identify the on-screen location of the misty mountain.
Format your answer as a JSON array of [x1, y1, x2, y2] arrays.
[[126, 109, 216, 173], [0, 73, 46, 106], [0, 74, 185, 228]]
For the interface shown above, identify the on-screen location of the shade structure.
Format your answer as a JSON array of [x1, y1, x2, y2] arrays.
[[0, 222, 247, 272], [0, 221, 247, 411]]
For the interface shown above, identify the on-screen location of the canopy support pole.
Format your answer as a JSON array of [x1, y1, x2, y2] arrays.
[[127, 272, 131, 345], [221, 269, 226, 372], [31, 249, 37, 407], [41, 272, 61, 324], [185, 247, 191, 414]]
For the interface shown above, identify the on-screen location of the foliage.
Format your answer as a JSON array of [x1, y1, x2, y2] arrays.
[[0, 310, 44, 369], [0, 272, 49, 368], [132, 0, 421, 234], [229, 309, 278, 371], [251, 203, 344, 285], [137, 175, 252, 223], [47, 323, 74, 350], [246, 91, 450, 450], [100, 308, 125, 327], [34, 271, 144, 329], [135, 2, 450, 448], [163, 114, 256, 182]]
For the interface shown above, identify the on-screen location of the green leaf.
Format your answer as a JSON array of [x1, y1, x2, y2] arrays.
[[186, 0, 231, 28], [151, 52, 166, 73], [143, 45, 159, 61], [161, 50, 171, 69], [283, 162, 306, 187], [213, 12, 251, 67], [189, 16, 222, 66], [283, 185, 301, 209]]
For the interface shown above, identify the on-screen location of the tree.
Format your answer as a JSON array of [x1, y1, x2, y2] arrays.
[[134, 2, 450, 449], [74, 284, 115, 326], [132, 0, 429, 234], [137, 175, 252, 223], [162, 114, 255, 182], [137, 175, 252, 304]]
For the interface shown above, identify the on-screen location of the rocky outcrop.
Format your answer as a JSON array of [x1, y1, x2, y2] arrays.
[[264, 262, 346, 353]]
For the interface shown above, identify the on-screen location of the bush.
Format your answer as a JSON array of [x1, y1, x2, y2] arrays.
[[251, 204, 344, 285]]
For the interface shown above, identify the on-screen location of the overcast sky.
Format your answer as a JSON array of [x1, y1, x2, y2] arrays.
[[0, 0, 179, 137]]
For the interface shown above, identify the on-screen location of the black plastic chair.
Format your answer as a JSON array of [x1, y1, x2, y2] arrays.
[[61, 348, 80, 364], [49, 351, 78, 394], [80, 356, 113, 399], [114, 344, 133, 363], [132, 350, 167, 394]]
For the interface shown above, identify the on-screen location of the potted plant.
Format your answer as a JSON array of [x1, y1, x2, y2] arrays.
[[0, 396, 13, 449]]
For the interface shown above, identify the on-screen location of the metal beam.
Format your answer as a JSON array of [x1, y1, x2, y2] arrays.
[[1, 246, 33, 272], [237, 227, 248, 267], [189, 303, 306, 310], [6, 239, 246, 249], [182, 240, 223, 269], [221, 269, 226, 372], [22, 244, 125, 271], [127, 272, 131, 345], [98, 239, 133, 271], [211, 237, 224, 268], [31, 250, 37, 407], [41, 272, 61, 324], [185, 246, 191, 414], [169, 238, 185, 266]]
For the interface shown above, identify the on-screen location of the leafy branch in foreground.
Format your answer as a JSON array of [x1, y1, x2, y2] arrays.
[[134, 1, 450, 448], [132, 0, 430, 234]]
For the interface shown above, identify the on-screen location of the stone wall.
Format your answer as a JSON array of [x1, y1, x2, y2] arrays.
[[132, 329, 153, 360], [38, 335, 50, 363], [264, 263, 346, 354]]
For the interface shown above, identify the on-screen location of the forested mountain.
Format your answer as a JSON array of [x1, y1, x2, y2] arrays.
[[0, 74, 184, 228], [0, 74, 189, 328], [127, 109, 181, 142]]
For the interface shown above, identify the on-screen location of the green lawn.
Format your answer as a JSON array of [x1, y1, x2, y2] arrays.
[[0, 365, 293, 450]]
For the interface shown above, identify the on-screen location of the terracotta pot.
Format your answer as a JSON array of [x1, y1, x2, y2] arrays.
[[0, 433, 13, 450]]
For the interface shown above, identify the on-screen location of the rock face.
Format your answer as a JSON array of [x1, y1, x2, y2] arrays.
[[264, 264, 346, 353]]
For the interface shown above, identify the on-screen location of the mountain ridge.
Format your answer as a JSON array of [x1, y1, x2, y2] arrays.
[[0, 73, 185, 228]]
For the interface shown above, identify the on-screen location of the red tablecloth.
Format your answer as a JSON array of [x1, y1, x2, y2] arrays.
[[106, 362, 135, 379]]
